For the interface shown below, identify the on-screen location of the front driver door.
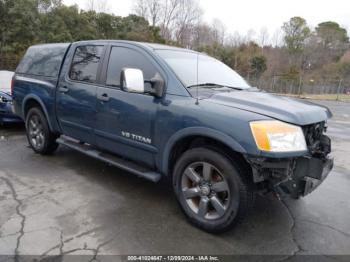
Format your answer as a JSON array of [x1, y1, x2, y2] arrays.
[[95, 45, 164, 167]]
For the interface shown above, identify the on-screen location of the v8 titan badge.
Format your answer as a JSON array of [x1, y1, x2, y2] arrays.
[[122, 131, 152, 144]]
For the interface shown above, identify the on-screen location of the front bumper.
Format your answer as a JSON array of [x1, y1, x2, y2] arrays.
[[247, 155, 334, 199], [300, 156, 333, 196], [275, 156, 334, 198]]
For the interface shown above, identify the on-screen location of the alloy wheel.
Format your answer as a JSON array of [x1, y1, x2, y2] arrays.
[[181, 161, 230, 220], [28, 114, 45, 150]]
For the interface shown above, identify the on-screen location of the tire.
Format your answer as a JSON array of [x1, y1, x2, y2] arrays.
[[25, 107, 59, 155], [173, 147, 254, 233]]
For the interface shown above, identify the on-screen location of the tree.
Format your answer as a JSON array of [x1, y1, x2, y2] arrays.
[[0, 0, 40, 54], [258, 27, 269, 48], [159, 0, 181, 39], [282, 17, 310, 53], [211, 19, 226, 45], [118, 15, 163, 42], [315, 21, 349, 62], [133, 0, 202, 46], [133, 0, 162, 27], [37, 0, 62, 13], [316, 22, 349, 48], [86, 0, 109, 13], [250, 55, 267, 79], [271, 28, 284, 47]]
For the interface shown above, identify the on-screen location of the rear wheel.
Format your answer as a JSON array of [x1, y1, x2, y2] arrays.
[[173, 148, 254, 233], [26, 107, 59, 155]]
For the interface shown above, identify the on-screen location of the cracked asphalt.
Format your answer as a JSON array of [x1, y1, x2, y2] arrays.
[[0, 100, 349, 261]]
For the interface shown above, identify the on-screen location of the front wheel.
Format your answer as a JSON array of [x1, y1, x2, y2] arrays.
[[173, 148, 254, 233], [26, 107, 59, 155]]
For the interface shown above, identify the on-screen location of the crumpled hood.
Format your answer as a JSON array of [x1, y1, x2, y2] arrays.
[[205, 91, 332, 125]]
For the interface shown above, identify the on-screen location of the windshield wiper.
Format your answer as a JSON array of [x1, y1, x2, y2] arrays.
[[187, 83, 244, 90], [187, 83, 227, 89]]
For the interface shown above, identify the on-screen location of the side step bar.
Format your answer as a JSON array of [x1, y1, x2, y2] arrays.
[[56, 136, 162, 183]]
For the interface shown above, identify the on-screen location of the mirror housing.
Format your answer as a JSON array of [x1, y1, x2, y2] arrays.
[[120, 68, 165, 98], [120, 68, 145, 94], [148, 73, 165, 98]]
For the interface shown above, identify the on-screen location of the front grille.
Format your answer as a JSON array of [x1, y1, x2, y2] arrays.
[[303, 121, 328, 154]]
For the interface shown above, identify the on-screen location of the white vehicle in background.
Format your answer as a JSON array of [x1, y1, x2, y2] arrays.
[[0, 70, 23, 125]]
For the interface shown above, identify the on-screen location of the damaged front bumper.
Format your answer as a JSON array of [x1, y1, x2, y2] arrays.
[[299, 156, 333, 196], [248, 155, 333, 199], [246, 134, 334, 199]]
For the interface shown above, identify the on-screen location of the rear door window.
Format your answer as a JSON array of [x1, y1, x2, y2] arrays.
[[69, 45, 104, 83]]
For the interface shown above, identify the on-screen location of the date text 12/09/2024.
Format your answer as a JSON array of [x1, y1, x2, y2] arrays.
[[127, 256, 219, 261]]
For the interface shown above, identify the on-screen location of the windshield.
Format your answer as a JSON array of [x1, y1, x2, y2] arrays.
[[156, 50, 251, 90]]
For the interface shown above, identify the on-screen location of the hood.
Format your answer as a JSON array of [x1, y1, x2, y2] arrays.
[[205, 91, 332, 126]]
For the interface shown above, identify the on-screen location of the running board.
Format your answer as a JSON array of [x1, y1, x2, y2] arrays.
[[56, 136, 161, 183]]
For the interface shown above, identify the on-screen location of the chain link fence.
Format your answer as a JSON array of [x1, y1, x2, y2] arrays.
[[252, 75, 350, 101], [0, 54, 20, 71]]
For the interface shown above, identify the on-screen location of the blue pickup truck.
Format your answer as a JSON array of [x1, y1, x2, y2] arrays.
[[13, 40, 333, 233]]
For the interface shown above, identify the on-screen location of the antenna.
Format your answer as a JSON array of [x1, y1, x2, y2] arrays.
[[195, 52, 199, 105]]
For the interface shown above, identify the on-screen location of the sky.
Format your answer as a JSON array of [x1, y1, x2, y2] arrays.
[[63, 0, 350, 40]]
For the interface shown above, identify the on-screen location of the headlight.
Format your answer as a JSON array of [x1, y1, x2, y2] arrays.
[[0, 96, 8, 103], [250, 120, 307, 152]]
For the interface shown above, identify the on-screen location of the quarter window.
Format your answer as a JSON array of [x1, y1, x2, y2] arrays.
[[69, 45, 104, 83], [106, 47, 158, 89]]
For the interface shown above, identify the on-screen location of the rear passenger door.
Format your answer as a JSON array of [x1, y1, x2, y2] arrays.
[[95, 44, 164, 167], [56, 44, 105, 145]]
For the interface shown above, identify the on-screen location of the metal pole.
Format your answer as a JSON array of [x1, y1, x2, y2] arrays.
[[336, 79, 343, 101], [298, 75, 302, 97]]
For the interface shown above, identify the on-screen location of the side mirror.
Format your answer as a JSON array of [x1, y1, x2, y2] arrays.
[[120, 68, 145, 94]]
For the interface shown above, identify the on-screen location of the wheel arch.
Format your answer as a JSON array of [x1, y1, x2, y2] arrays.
[[161, 127, 248, 175], [22, 95, 53, 131]]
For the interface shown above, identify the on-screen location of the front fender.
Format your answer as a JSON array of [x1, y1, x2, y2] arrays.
[[160, 127, 247, 174]]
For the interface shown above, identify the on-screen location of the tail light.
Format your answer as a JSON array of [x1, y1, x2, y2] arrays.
[[11, 76, 15, 96]]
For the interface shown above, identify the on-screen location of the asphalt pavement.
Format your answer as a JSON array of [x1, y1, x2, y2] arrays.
[[0, 100, 349, 261]]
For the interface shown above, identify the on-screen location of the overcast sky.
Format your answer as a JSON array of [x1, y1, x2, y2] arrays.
[[63, 0, 350, 39]]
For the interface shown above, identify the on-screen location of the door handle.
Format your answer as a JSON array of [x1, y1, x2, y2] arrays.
[[59, 86, 69, 93], [98, 93, 110, 102]]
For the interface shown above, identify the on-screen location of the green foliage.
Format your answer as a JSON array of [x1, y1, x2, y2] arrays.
[[0, 0, 40, 53], [0, 0, 164, 55], [0, 0, 349, 87], [282, 17, 311, 53], [197, 42, 266, 79], [250, 56, 267, 79], [316, 21, 349, 47]]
